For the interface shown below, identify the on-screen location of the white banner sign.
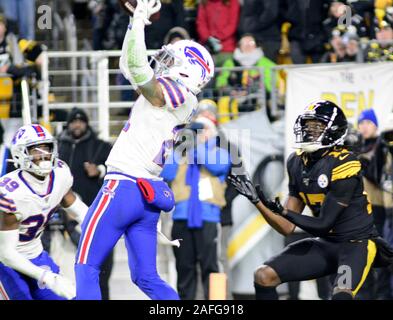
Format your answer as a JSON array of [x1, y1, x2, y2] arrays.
[[285, 62, 393, 157]]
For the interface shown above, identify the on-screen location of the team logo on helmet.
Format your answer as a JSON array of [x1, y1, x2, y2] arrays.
[[12, 128, 26, 144], [184, 46, 211, 80]]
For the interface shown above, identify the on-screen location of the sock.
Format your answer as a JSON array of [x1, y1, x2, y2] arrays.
[[332, 291, 353, 300], [254, 282, 278, 300]]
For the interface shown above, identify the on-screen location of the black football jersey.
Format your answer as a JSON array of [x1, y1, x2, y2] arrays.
[[287, 147, 377, 241]]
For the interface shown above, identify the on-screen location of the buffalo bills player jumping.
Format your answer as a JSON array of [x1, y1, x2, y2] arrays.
[[74, 0, 215, 299]]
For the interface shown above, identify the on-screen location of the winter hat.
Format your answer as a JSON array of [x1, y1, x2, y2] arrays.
[[358, 109, 378, 128], [67, 107, 89, 125]]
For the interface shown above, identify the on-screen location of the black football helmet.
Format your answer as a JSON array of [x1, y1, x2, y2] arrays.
[[294, 100, 348, 153]]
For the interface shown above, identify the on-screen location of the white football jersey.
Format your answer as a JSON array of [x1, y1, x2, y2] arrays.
[[0, 160, 73, 259], [106, 76, 198, 179]]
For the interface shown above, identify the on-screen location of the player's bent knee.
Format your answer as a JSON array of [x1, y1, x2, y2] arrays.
[[254, 265, 280, 287], [332, 287, 354, 300]]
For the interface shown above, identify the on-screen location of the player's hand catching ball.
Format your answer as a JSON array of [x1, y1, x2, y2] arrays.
[[134, 0, 161, 25]]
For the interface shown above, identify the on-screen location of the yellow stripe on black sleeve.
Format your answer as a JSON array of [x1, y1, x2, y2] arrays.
[[331, 165, 361, 181], [332, 163, 361, 177], [332, 160, 361, 174]]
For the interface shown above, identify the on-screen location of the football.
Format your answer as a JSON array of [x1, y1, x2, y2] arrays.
[[118, 0, 160, 21]]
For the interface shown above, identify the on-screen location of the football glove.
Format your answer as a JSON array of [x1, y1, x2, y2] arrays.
[[134, 0, 161, 25], [255, 185, 284, 215], [40, 270, 76, 300], [227, 173, 259, 204]]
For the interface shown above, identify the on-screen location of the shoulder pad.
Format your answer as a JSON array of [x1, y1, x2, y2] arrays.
[[330, 150, 361, 182], [157, 77, 188, 109]]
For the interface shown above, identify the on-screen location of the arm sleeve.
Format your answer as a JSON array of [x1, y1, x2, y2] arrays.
[[119, 18, 154, 87], [0, 229, 45, 281], [283, 177, 359, 236]]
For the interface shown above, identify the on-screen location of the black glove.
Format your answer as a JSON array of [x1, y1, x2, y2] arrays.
[[227, 173, 259, 204], [255, 185, 284, 215]]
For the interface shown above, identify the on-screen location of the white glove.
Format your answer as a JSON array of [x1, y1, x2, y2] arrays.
[[134, 0, 161, 25], [40, 270, 76, 300]]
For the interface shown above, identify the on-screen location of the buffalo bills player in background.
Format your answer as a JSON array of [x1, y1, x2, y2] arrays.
[[0, 125, 88, 300], [229, 100, 393, 300], [74, 0, 215, 300]]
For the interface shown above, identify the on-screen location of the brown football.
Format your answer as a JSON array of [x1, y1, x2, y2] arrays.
[[118, 0, 160, 21]]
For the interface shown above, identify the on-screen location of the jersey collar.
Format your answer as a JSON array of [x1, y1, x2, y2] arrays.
[[18, 170, 55, 197]]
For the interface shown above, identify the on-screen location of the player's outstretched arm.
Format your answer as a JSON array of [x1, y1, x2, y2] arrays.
[[0, 206, 75, 299], [228, 174, 302, 236], [121, 0, 164, 106], [61, 189, 89, 224]]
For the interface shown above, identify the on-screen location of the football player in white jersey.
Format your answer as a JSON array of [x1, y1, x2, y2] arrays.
[[74, 0, 214, 299], [0, 124, 89, 300]]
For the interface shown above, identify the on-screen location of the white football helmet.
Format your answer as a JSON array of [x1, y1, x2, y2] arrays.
[[10, 124, 58, 177], [151, 40, 215, 95]]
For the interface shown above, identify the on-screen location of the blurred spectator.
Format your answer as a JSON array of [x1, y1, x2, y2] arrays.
[[0, 0, 35, 40], [164, 26, 190, 45], [283, 0, 331, 64], [145, 0, 185, 50], [0, 13, 11, 70], [323, 1, 369, 40], [366, 14, 393, 62], [215, 34, 275, 113], [196, 0, 240, 66], [57, 107, 114, 300], [89, 0, 129, 50], [320, 26, 360, 62], [358, 109, 379, 156], [183, 0, 198, 39], [161, 112, 231, 300], [365, 113, 393, 299], [0, 121, 13, 175], [194, 99, 242, 300], [0, 14, 46, 118], [355, 109, 392, 300], [239, 0, 281, 62]]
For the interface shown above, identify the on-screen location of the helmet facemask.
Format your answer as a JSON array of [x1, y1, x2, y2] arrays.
[[151, 45, 181, 77], [14, 140, 58, 177], [294, 113, 348, 153]]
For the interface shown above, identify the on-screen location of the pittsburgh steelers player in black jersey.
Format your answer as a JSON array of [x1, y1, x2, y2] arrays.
[[229, 100, 393, 300]]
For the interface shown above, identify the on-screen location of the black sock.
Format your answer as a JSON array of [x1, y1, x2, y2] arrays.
[[254, 282, 278, 300], [332, 291, 353, 300]]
